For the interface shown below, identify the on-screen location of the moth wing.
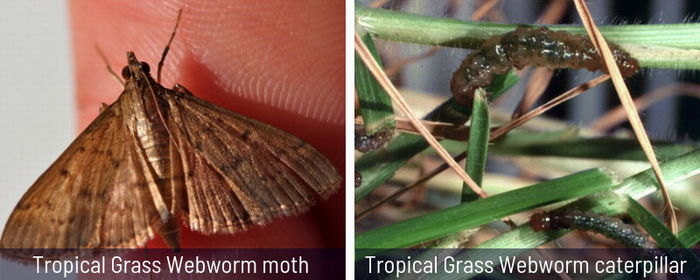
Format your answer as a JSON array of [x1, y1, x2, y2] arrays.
[[165, 91, 341, 235], [1, 99, 160, 259]]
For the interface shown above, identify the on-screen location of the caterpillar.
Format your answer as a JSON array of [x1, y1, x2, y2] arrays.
[[355, 170, 363, 188], [530, 209, 657, 249], [451, 27, 639, 107], [355, 128, 394, 153], [355, 128, 393, 188]]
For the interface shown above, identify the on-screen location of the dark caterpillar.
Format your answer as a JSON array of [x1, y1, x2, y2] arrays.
[[355, 127, 393, 188], [355, 170, 363, 188], [355, 128, 394, 153], [530, 209, 657, 249], [451, 27, 639, 107]]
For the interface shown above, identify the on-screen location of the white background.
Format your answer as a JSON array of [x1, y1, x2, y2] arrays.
[[0, 2, 73, 234]]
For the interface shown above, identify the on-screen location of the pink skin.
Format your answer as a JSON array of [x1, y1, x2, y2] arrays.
[[69, 0, 345, 259]]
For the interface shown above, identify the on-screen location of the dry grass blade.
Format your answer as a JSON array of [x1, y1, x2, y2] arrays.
[[494, 75, 610, 137], [369, 0, 391, 9], [470, 0, 501, 21], [383, 46, 440, 77], [354, 32, 488, 200], [572, 0, 678, 234], [356, 75, 610, 222], [590, 83, 700, 132], [356, 117, 473, 140], [537, 0, 570, 24], [512, 68, 555, 119]]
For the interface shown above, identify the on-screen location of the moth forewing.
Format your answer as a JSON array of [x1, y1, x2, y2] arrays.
[[0, 97, 158, 260]]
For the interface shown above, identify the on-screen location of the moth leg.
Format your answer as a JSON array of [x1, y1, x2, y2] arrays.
[[174, 84, 194, 96], [99, 102, 109, 114]]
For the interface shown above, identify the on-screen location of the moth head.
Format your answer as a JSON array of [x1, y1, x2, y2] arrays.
[[121, 62, 151, 80], [123, 52, 152, 81]]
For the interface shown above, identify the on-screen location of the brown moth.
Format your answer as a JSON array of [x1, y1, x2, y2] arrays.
[[0, 10, 341, 260]]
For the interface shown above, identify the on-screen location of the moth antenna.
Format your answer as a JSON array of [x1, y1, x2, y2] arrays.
[[157, 8, 183, 84], [95, 45, 124, 86]]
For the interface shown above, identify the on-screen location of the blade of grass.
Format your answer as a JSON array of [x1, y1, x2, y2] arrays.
[[462, 89, 490, 203], [487, 135, 696, 161], [622, 197, 700, 279], [355, 23, 396, 135], [678, 221, 700, 247], [356, 75, 607, 218], [355, 168, 619, 259], [356, 5, 700, 70], [354, 99, 470, 201], [590, 83, 700, 132], [417, 148, 700, 279], [428, 149, 700, 279], [421, 193, 699, 280], [378, 75, 610, 206], [573, 0, 677, 233], [355, 32, 490, 201], [355, 74, 518, 201], [616, 148, 700, 199], [625, 196, 683, 248]]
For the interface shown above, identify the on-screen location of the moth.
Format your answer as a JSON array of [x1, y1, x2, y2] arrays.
[[451, 26, 639, 107], [0, 11, 341, 260], [530, 209, 657, 249]]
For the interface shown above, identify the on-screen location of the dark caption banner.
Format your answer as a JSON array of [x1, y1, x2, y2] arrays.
[[356, 248, 699, 280], [1, 248, 343, 279]]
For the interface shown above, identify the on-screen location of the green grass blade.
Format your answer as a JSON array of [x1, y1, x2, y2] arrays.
[[356, 5, 700, 69], [355, 168, 618, 259], [415, 149, 700, 279], [355, 74, 519, 201], [619, 197, 700, 279], [355, 23, 395, 134], [625, 196, 683, 248], [615, 148, 700, 199], [489, 134, 696, 161], [462, 89, 490, 203], [678, 221, 700, 247]]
